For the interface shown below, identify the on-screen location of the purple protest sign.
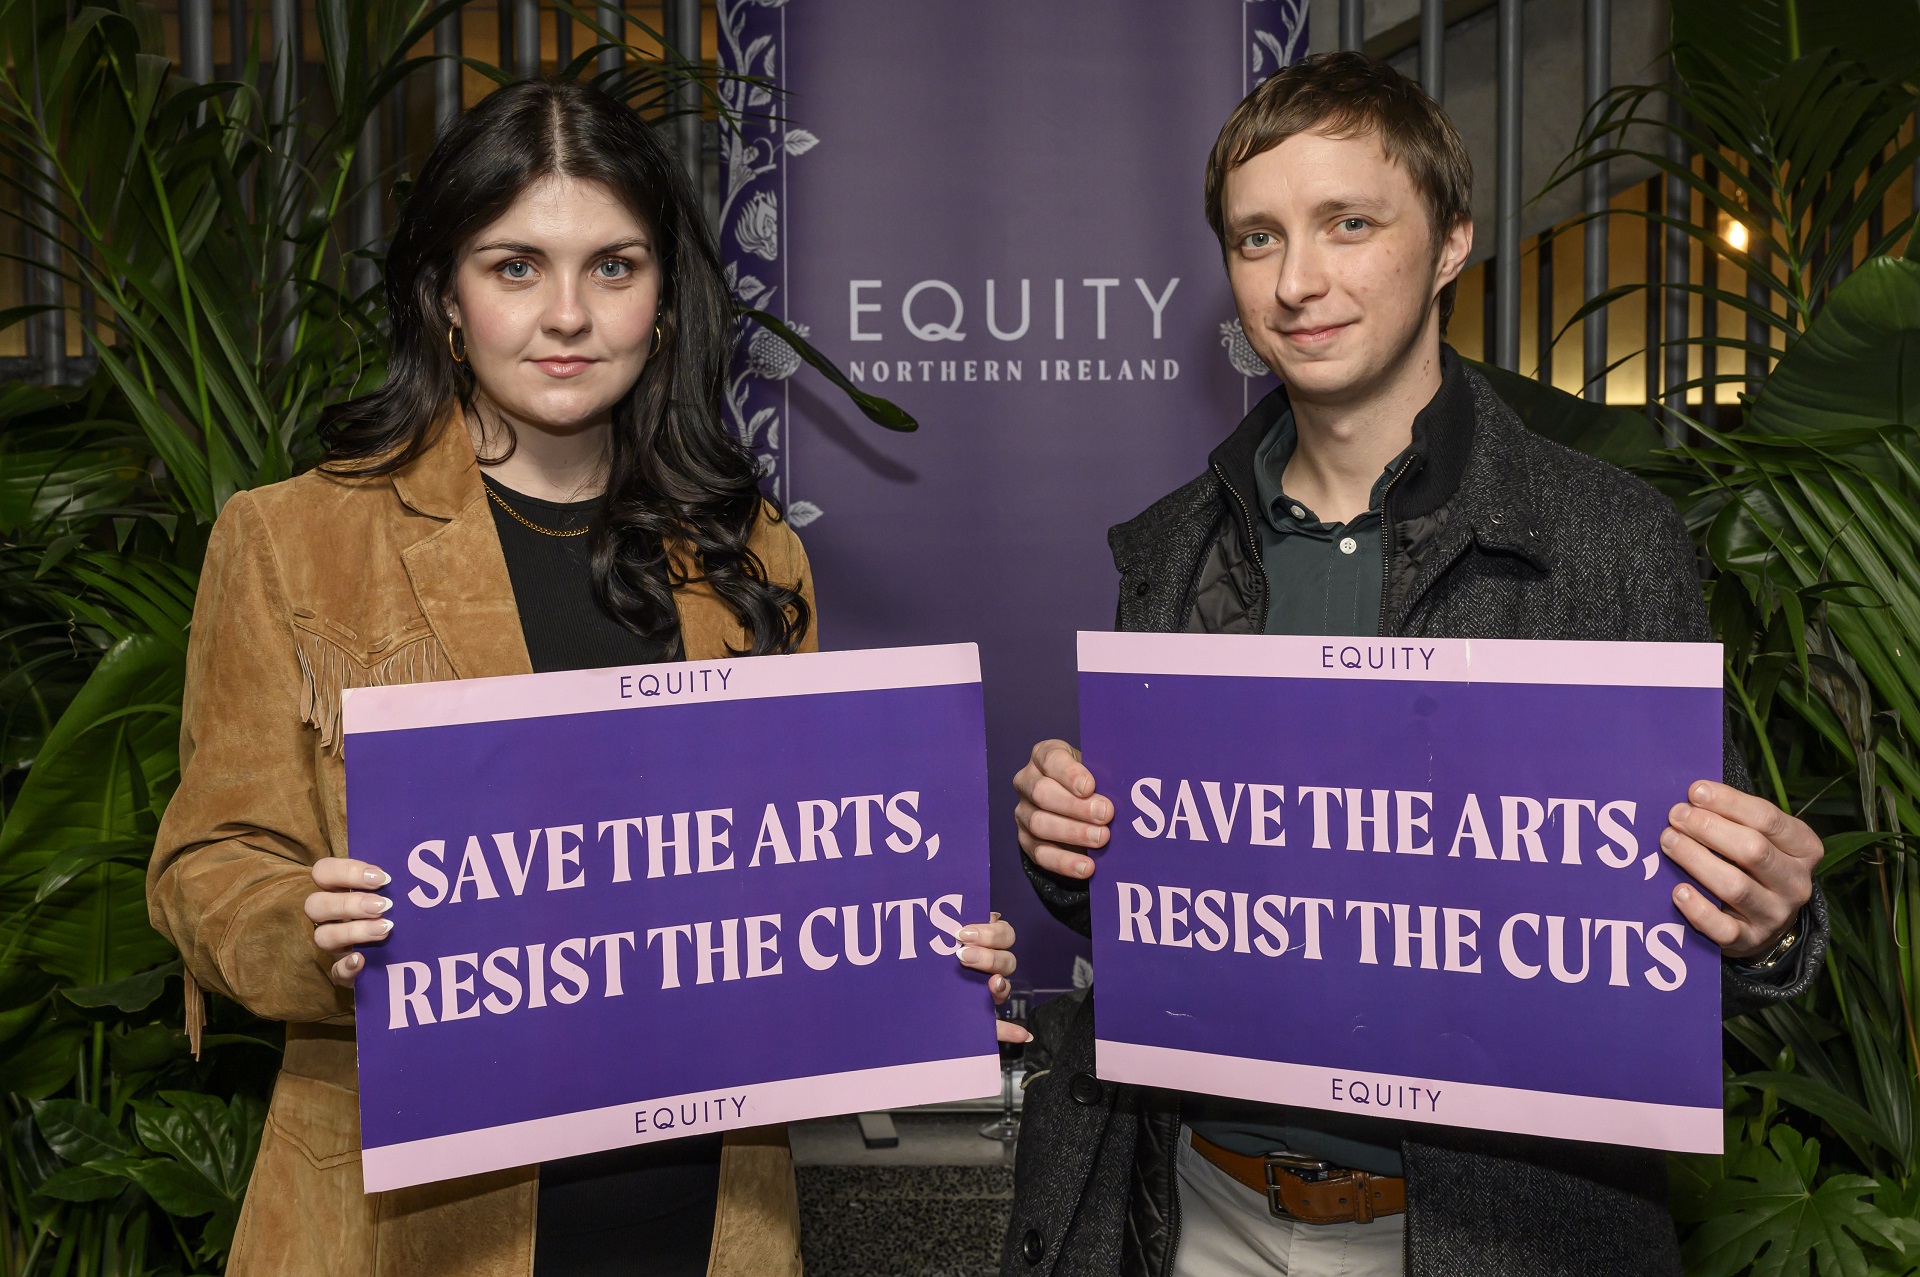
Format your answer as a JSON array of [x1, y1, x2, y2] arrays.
[[1079, 632, 1725, 1153], [343, 645, 999, 1192]]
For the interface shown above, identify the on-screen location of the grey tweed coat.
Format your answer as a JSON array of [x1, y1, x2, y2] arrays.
[[1001, 349, 1828, 1277]]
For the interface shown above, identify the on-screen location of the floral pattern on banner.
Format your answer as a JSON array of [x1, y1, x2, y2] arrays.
[[719, 0, 819, 523], [1223, 0, 1310, 379]]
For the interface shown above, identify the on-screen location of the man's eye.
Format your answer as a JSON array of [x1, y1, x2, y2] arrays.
[[1244, 232, 1273, 250], [500, 260, 533, 280], [1339, 218, 1368, 233]]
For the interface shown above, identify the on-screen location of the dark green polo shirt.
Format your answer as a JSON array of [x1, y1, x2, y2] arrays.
[[1252, 409, 1409, 637], [1186, 408, 1414, 1180]]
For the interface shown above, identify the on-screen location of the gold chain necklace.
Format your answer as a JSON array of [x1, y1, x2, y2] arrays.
[[485, 481, 591, 538]]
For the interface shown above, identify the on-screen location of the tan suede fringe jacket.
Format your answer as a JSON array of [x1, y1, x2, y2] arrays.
[[146, 419, 813, 1277]]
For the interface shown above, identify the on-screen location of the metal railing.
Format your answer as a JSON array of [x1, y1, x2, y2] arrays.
[[5, 0, 1898, 404], [4, 0, 706, 384]]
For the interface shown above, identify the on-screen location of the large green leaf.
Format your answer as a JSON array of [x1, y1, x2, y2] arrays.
[[0, 635, 183, 985], [1682, 1126, 1915, 1277], [1747, 256, 1920, 438], [31, 1097, 133, 1165]]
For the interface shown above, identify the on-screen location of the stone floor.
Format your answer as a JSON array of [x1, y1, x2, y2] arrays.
[[792, 1111, 1018, 1277]]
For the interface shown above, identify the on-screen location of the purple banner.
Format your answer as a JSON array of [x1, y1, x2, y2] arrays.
[[719, 0, 1306, 986], [343, 646, 999, 1191], [1079, 633, 1725, 1153]]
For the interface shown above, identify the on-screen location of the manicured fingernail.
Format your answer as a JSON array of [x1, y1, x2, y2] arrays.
[[376, 918, 395, 935], [1012, 1025, 1033, 1043], [349, 952, 363, 968], [957, 945, 976, 963], [991, 976, 1007, 993], [959, 928, 980, 943], [374, 897, 393, 914], [1675, 885, 1692, 903], [365, 868, 390, 887], [990, 912, 1002, 922]]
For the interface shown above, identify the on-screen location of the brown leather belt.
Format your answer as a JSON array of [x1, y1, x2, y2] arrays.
[[1189, 1131, 1406, 1225]]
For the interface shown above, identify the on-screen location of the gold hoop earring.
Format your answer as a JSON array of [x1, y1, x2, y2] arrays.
[[447, 324, 466, 364], [648, 323, 663, 359]]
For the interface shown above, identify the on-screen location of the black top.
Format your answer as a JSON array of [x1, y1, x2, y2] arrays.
[[482, 475, 712, 1277], [483, 475, 683, 672]]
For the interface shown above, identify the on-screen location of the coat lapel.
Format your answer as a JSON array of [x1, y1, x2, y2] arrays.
[[392, 417, 534, 681]]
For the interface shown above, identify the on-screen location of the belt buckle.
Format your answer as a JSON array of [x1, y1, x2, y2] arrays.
[[1262, 1153, 1334, 1218]]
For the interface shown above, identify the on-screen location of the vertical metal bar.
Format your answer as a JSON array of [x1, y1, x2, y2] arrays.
[[1867, 151, 1885, 250], [1829, 184, 1854, 289], [26, 17, 64, 383], [1745, 197, 1770, 393], [435, 6, 464, 131], [387, 68, 407, 195], [349, 117, 380, 299], [1420, 0, 1444, 101], [1644, 177, 1661, 422], [1340, 0, 1364, 53], [515, 0, 540, 77], [555, 7, 572, 67], [269, 0, 300, 111], [596, 2, 625, 76], [1662, 81, 1690, 437], [1482, 262, 1495, 362], [1494, 0, 1521, 370], [498, 1, 515, 80], [1581, 0, 1610, 401], [229, 0, 249, 78], [1537, 228, 1554, 384], [181, 0, 215, 83], [30, 156, 64, 385], [666, 0, 702, 190], [270, 0, 300, 360], [1701, 156, 1718, 429]]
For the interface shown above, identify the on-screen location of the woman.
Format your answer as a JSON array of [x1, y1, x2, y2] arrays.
[[146, 79, 1024, 1277]]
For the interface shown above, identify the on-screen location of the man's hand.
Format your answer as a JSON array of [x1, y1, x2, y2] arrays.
[[1661, 780, 1822, 961], [1013, 739, 1113, 880]]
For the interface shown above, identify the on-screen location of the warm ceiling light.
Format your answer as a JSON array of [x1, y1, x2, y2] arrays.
[[1724, 218, 1750, 252]]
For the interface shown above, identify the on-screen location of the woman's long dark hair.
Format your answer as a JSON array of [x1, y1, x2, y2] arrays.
[[321, 79, 808, 655]]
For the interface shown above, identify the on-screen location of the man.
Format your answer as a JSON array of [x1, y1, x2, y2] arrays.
[[1001, 52, 1824, 1277]]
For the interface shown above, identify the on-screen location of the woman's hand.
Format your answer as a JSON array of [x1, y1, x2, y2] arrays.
[[956, 913, 1032, 1044], [305, 858, 394, 987]]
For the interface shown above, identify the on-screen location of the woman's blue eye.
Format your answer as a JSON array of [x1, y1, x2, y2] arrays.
[[596, 259, 631, 279], [501, 260, 532, 280]]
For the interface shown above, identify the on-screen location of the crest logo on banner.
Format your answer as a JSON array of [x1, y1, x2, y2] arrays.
[[721, 1, 1307, 983]]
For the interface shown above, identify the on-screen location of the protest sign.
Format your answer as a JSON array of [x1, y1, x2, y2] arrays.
[[1079, 632, 1725, 1154], [344, 644, 1000, 1192]]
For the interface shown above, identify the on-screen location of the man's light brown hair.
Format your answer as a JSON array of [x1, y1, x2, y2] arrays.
[[1205, 51, 1474, 330]]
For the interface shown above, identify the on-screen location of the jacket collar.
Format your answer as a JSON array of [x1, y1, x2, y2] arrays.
[[1207, 346, 1548, 568], [391, 407, 481, 521], [382, 406, 748, 670], [384, 412, 535, 681]]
